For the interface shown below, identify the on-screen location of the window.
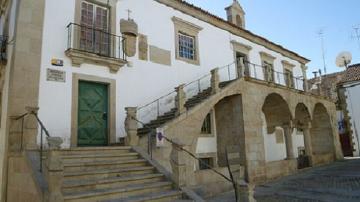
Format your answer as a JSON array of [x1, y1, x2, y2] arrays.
[[260, 52, 276, 83], [201, 113, 212, 134], [178, 32, 196, 60], [80, 1, 109, 56], [263, 61, 274, 82], [284, 68, 294, 88], [172, 17, 202, 65], [199, 158, 213, 170]]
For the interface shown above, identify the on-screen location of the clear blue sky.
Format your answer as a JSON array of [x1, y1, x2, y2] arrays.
[[185, 0, 360, 77]]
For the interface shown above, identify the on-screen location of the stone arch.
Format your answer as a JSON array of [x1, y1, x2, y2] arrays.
[[310, 103, 334, 155], [262, 93, 292, 133], [294, 103, 311, 126], [262, 93, 294, 161]]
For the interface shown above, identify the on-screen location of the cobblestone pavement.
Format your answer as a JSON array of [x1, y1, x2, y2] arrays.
[[255, 158, 360, 202]]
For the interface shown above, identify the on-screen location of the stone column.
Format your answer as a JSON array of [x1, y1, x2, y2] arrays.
[[175, 84, 186, 116], [125, 107, 139, 146], [170, 138, 186, 188], [211, 68, 220, 94], [236, 181, 256, 202], [46, 150, 64, 202], [302, 122, 313, 165], [283, 122, 295, 159], [302, 65, 309, 92]]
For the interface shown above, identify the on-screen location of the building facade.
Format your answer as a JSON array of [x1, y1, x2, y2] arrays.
[[0, 0, 343, 201]]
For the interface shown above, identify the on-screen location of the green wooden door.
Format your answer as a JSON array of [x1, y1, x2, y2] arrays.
[[78, 81, 108, 146]]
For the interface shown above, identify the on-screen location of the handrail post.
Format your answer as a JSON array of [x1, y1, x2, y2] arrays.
[[211, 68, 220, 94], [125, 107, 139, 146], [175, 84, 186, 116], [46, 149, 64, 202], [170, 138, 186, 188]]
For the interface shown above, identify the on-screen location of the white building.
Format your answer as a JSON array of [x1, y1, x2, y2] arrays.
[[338, 64, 360, 156]]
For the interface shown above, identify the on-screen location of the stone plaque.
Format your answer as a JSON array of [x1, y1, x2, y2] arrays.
[[149, 45, 171, 66], [138, 34, 148, 60], [275, 127, 284, 144], [47, 68, 66, 82]]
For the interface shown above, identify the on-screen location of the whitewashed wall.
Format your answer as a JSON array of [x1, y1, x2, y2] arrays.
[[38, 0, 306, 148], [261, 113, 305, 162], [344, 82, 360, 157]]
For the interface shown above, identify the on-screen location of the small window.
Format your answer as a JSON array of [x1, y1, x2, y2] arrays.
[[178, 32, 196, 60], [201, 113, 212, 134], [199, 158, 213, 170]]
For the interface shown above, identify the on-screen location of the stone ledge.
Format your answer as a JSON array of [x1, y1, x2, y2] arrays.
[[65, 49, 127, 73]]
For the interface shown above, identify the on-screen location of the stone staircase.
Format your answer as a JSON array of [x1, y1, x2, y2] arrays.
[[58, 146, 183, 202], [137, 80, 235, 136]]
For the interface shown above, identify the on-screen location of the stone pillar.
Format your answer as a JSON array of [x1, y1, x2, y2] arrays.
[[283, 122, 295, 159], [125, 107, 139, 146], [236, 180, 256, 202], [175, 84, 186, 116], [302, 122, 313, 165], [211, 68, 220, 94], [302, 65, 309, 92], [170, 138, 186, 188], [46, 150, 64, 202]]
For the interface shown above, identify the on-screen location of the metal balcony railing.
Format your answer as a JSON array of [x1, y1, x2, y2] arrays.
[[66, 23, 126, 60]]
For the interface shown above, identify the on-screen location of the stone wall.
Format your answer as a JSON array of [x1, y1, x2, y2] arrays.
[[215, 94, 245, 167]]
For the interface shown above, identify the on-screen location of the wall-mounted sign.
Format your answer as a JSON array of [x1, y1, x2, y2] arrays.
[[156, 128, 165, 147], [47, 68, 66, 83], [51, 58, 64, 66]]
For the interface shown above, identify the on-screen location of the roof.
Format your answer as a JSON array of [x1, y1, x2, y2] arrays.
[[156, 0, 310, 64], [340, 64, 360, 84]]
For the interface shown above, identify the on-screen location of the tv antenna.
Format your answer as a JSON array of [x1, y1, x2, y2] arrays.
[[353, 25, 360, 50], [335, 51, 352, 69], [317, 29, 327, 74]]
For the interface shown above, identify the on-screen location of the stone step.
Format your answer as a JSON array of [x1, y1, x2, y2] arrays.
[[62, 153, 140, 163], [63, 173, 165, 193], [64, 166, 156, 181], [64, 159, 148, 172], [60, 146, 132, 155], [102, 190, 182, 202], [63, 181, 173, 202]]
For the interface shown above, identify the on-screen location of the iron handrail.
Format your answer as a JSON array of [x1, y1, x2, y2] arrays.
[[131, 116, 233, 183], [12, 111, 51, 173], [137, 59, 241, 114], [66, 22, 127, 61], [244, 60, 305, 80]]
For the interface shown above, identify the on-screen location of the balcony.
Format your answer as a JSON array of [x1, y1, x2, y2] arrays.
[[243, 60, 306, 91], [65, 23, 127, 73]]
